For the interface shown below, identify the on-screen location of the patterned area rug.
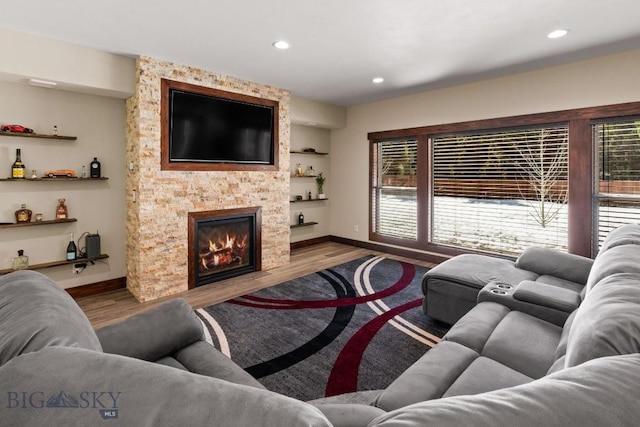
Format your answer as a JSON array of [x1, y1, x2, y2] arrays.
[[196, 255, 449, 401]]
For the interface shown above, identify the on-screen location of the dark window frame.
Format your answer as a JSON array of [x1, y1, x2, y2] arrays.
[[369, 101, 640, 258]]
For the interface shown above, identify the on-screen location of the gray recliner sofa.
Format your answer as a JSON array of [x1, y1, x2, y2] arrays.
[[374, 223, 640, 422], [2, 224, 640, 426], [423, 241, 594, 325]]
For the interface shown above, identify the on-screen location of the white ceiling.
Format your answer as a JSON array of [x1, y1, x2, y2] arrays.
[[1, 0, 639, 106]]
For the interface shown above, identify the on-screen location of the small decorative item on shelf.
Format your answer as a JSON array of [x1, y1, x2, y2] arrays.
[[15, 204, 32, 223], [35, 213, 43, 222], [11, 148, 26, 179], [53, 125, 58, 136], [295, 195, 303, 201], [308, 191, 312, 200], [12, 250, 29, 270], [56, 199, 68, 219], [81, 165, 87, 178], [90, 157, 101, 178], [30, 169, 37, 179], [295, 163, 303, 177], [298, 212, 304, 225], [316, 172, 326, 199], [306, 165, 314, 176], [66, 232, 77, 261]]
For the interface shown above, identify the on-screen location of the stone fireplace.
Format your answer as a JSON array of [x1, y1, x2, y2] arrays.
[[125, 56, 291, 302], [188, 207, 262, 288]]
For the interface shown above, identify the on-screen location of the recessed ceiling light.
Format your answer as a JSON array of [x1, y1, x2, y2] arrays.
[[372, 77, 384, 84], [547, 29, 569, 39], [272, 40, 290, 50]]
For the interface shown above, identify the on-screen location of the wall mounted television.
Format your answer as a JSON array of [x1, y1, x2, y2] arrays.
[[161, 79, 279, 171]]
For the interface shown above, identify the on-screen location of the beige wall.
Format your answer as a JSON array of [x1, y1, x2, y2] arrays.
[[329, 49, 640, 245], [0, 27, 135, 98], [0, 81, 127, 287]]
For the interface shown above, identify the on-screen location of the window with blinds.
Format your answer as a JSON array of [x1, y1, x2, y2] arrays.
[[432, 126, 569, 255], [371, 139, 418, 240], [593, 118, 640, 252]]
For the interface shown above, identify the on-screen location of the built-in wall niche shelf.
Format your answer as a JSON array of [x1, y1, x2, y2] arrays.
[[290, 222, 318, 229], [0, 254, 109, 275], [290, 199, 328, 203], [0, 218, 77, 230], [0, 177, 108, 182], [290, 150, 328, 155], [0, 132, 77, 141]]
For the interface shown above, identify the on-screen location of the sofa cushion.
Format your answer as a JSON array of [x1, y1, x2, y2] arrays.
[[565, 273, 640, 368], [584, 244, 640, 293], [516, 247, 593, 285], [599, 223, 640, 253], [375, 341, 478, 411], [442, 356, 532, 398], [0, 270, 101, 367], [443, 302, 511, 353], [96, 298, 203, 361], [425, 254, 539, 291], [480, 311, 562, 379], [369, 354, 640, 427]]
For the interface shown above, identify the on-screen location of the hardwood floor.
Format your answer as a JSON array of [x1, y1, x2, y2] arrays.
[[77, 242, 436, 329]]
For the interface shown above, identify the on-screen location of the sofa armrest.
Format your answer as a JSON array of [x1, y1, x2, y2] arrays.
[[512, 281, 581, 313], [515, 247, 593, 285], [1, 346, 333, 426], [96, 298, 203, 361]]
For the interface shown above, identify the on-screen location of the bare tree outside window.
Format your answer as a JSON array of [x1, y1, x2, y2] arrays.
[[516, 130, 568, 228]]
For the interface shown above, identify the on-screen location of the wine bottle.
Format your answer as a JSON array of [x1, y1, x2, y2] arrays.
[[90, 157, 101, 178], [66, 233, 77, 261], [298, 212, 304, 225], [11, 149, 25, 179]]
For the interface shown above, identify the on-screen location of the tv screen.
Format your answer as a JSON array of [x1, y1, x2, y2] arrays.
[[169, 89, 274, 164]]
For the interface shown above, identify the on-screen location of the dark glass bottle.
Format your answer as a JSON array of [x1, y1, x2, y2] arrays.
[[298, 212, 304, 225], [15, 203, 32, 223], [90, 157, 101, 178], [66, 233, 77, 261], [11, 149, 25, 179]]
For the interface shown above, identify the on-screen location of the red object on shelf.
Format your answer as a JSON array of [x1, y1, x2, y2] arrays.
[[1, 125, 34, 133]]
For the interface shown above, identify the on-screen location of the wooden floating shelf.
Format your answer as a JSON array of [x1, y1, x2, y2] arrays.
[[0, 218, 77, 230], [0, 132, 77, 141], [290, 222, 318, 229], [290, 150, 328, 155], [290, 199, 328, 203], [0, 177, 108, 182], [0, 254, 109, 275], [291, 175, 319, 178]]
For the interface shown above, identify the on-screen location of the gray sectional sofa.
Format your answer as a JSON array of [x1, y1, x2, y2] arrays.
[[1, 224, 640, 426]]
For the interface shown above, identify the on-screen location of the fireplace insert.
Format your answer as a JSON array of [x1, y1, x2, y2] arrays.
[[188, 207, 261, 288]]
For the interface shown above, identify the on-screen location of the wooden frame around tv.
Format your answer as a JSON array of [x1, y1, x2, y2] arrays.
[[160, 79, 279, 172]]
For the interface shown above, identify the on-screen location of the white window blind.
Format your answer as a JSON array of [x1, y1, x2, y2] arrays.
[[432, 127, 569, 255], [372, 140, 418, 240], [594, 119, 640, 251]]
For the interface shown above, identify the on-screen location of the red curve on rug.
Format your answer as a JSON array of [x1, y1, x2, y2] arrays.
[[324, 298, 423, 397], [229, 261, 416, 310]]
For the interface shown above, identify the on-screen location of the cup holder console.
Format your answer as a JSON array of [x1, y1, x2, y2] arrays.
[[496, 284, 513, 290], [490, 289, 508, 295]]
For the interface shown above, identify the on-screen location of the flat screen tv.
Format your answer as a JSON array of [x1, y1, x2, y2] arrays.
[[161, 79, 279, 171]]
